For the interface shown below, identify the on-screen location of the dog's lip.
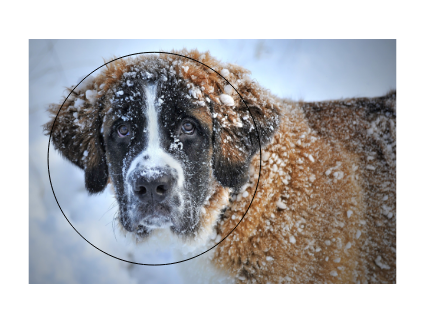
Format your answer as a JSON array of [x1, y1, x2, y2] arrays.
[[128, 203, 174, 231], [138, 214, 172, 228]]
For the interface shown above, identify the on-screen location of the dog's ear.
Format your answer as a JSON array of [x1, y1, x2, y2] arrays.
[[44, 82, 108, 194], [211, 93, 280, 189]]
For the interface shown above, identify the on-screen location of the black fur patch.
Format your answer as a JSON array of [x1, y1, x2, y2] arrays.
[[211, 102, 279, 189]]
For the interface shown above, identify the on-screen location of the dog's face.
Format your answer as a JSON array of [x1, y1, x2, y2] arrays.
[[103, 76, 215, 237], [45, 51, 280, 242]]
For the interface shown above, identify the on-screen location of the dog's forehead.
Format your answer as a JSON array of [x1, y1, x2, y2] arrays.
[[102, 69, 213, 129], [96, 53, 263, 142]]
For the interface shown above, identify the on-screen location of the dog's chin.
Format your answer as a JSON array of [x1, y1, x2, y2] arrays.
[[125, 202, 202, 239], [130, 203, 174, 237]]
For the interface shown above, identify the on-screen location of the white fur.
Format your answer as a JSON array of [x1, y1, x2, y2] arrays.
[[175, 248, 234, 284], [128, 227, 234, 283], [125, 83, 184, 187], [124, 83, 185, 228]]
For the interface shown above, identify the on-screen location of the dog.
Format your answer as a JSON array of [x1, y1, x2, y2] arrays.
[[44, 49, 396, 283]]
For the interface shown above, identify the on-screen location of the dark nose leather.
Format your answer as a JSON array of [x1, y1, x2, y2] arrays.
[[132, 172, 174, 203]]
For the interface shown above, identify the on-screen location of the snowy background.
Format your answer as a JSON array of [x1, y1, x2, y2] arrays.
[[29, 39, 396, 284]]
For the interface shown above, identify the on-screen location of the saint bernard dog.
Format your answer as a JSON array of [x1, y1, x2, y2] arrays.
[[45, 49, 396, 283]]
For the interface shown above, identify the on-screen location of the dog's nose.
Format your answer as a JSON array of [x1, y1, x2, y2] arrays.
[[132, 172, 174, 203]]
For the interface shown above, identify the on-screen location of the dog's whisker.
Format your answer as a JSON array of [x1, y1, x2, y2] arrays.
[[98, 200, 119, 221], [111, 211, 119, 242]]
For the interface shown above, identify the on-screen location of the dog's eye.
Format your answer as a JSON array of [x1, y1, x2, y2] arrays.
[[117, 124, 130, 137], [181, 122, 195, 134]]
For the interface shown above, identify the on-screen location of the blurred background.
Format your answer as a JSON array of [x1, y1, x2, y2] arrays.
[[29, 39, 396, 283]]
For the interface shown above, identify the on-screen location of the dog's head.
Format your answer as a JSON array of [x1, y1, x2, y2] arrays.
[[45, 50, 280, 242]]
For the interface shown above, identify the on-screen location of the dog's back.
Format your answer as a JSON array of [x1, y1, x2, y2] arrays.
[[210, 91, 396, 283], [301, 91, 396, 283]]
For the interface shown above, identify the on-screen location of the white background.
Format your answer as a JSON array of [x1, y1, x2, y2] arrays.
[[2, 1, 422, 315]]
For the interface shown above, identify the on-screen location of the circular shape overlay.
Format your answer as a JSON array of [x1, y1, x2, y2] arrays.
[[47, 51, 263, 266]]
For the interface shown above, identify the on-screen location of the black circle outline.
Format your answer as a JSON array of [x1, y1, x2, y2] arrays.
[[47, 51, 263, 266]]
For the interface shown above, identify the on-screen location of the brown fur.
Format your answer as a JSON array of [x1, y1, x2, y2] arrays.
[[212, 94, 396, 283]]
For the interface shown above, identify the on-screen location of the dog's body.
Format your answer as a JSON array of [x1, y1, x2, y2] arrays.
[[45, 50, 396, 283]]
